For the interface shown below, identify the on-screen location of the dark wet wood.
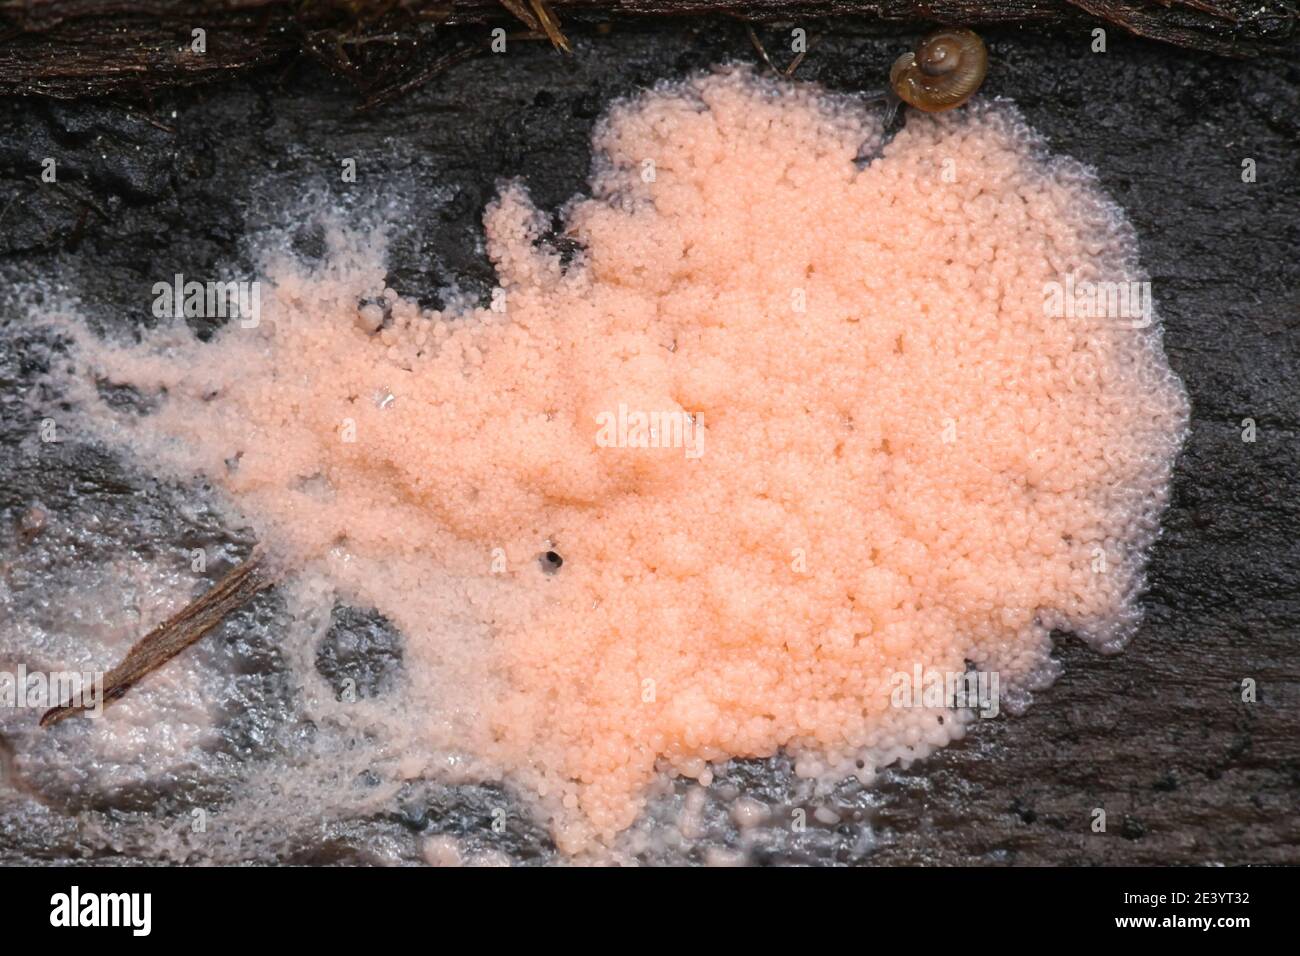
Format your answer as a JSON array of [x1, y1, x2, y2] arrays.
[[0, 1, 1293, 100], [0, 12, 1296, 865]]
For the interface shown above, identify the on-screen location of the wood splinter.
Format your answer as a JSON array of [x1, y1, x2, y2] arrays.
[[40, 552, 273, 728]]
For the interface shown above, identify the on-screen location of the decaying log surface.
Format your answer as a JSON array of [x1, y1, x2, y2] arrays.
[[0, 15, 1296, 865], [0, 1, 1295, 99]]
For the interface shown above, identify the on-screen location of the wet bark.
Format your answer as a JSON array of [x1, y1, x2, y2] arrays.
[[0, 13, 1296, 864], [0, 1, 1294, 100]]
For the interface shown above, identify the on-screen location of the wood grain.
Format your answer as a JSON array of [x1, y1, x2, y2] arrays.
[[0, 13, 1295, 864], [0, 1, 1293, 99]]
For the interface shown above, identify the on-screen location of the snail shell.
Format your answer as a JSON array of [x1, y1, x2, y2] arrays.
[[890, 28, 988, 113]]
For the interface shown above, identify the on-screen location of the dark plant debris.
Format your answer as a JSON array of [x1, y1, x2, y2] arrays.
[[0, 1, 1292, 104]]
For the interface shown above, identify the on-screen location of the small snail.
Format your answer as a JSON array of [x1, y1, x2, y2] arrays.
[[889, 28, 988, 113]]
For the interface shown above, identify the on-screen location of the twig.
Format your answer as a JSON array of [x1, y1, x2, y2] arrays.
[[784, 47, 808, 77], [528, 0, 572, 53], [745, 21, 819, 78], [746, 23, 778, 73], [40, 552, 273, 727]]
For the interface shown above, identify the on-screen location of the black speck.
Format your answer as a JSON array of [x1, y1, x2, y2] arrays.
[[1120, 817, 1147, 841]]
